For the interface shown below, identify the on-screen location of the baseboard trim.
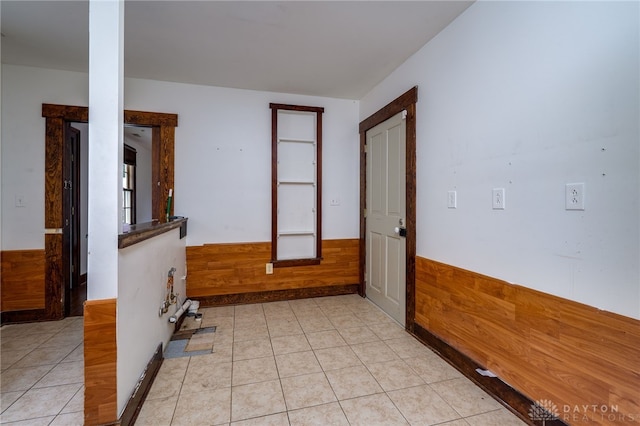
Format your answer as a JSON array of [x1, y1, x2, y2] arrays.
[[0, 308, 46, 325], [119, 343, 164, 426], [191, 284, 359, 307], [411, 323, 568, 426]]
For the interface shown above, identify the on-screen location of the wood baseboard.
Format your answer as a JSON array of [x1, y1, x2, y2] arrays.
[[119, 344, 163, 426], [192, 283, 359, 307], [411, 323, 567, 426], [84, 298, 117, 425], [0, 309, 46, 324]]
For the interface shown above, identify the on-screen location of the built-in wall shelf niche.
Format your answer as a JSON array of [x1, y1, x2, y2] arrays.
[[270, 103, 324, 267]]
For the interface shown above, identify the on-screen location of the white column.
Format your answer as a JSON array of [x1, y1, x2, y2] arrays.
[[87, 0, 124, 300]]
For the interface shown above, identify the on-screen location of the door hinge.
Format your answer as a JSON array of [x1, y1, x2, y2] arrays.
[[402, 110, 407, 120], [364, 144, 368, 153], [63, 180, 72, 190], [72, 206, 75, 216], [363, 209, 367, 218]]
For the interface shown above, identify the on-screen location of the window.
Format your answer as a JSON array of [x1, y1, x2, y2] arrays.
[[270, 103, 324, 267], [123, 144, 136, 224]]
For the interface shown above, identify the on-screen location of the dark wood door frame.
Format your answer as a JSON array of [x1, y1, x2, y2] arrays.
[[358, 87, 418, 332], [41, 104, 178, 320]]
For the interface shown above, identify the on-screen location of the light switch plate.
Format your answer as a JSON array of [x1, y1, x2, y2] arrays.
[[447, 191, 457, 209], [492, 188, 505, 210]]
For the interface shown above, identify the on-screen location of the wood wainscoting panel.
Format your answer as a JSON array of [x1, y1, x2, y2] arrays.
[[186, 239, 359, 298], [415, 257, 640, 425], [1, 249, 46, 312], [84, 298, 117, 425]]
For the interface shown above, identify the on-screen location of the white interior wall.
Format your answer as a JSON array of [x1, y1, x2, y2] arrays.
[[124, 78, 360, 245], [361, 1, 640, 319], [117, 227, 186, 415], [1, 65, 89, 249], [1, 65, 360, 250]]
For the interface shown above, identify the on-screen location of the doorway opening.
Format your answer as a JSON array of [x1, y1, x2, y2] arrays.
[[359, 87, 417, 331], [41, 104, 178, 321], [65, 123, 87, 316]]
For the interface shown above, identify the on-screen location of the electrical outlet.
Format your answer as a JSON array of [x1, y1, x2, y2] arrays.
[[266, 263, 273, 274], [447, 190, 457, 209], [492, 188, 505, 210], [330, 198, 340, 206], [565, 183, 585, 210]]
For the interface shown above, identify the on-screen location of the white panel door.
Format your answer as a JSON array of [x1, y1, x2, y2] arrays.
[[366, 112, 406, 325]]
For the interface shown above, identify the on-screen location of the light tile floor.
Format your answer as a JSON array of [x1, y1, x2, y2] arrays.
[[137, 295, 527, 426], [0, 295, 528, 425], [0, 316, 84, 425]]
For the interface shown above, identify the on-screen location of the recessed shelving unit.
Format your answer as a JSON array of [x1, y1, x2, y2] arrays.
[[270, 103, 324, 267]]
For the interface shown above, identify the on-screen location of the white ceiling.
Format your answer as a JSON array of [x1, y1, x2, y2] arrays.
[[1, 1, 472, 99]]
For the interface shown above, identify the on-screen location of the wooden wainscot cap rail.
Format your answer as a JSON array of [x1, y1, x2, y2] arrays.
[[118, 217, 187, 249]]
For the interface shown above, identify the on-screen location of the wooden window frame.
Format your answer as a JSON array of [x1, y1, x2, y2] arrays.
[[270, 103, 324, 268]]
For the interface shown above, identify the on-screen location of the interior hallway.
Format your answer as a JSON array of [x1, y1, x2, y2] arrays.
[[0, 295, 526, 425]]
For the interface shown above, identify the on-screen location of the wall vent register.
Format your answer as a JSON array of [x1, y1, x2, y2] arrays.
[[270, 103, 324, 267]]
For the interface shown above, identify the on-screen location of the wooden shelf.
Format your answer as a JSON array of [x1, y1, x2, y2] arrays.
[[270, 103, 324, 265], [278, 231, 315, 236], [278, 138, 315, 144], [278, 180, 315, 185]]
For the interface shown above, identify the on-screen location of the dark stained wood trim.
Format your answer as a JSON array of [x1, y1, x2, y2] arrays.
[[156, 125, 176, 223], [269, 103, 324, 265], [359, 87, 418, 134], [270, 107, 278, 262], [119, 343, 164, 426], [358, 86, 418, 330], [124, 110, 178, 127], [192, 284, 359, 307], [119, 218, 187, 249], [0, 309, 46, 324], [41, 104, 178, 321], [411, 323, 567, 426], [42, 104, 89, 122], [316, 110, 323, 261], [405, 101, 417, 334], [45, 117, 64, 229], [358, 131, 366, 298], [269, 103, 325, 114], [272, 258, 321, 268], [44, 234, 64, 320]]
